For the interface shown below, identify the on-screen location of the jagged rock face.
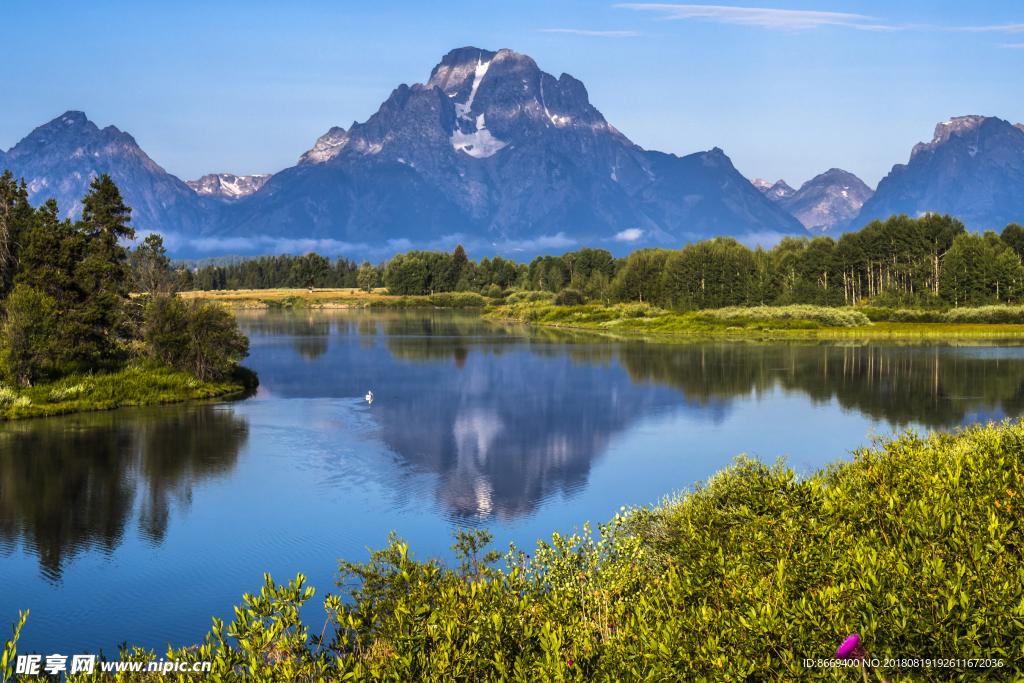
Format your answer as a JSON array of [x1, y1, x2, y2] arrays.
[[780, 168, 873, 232], [764, 180, 795, 202], [186, 173, 271, 202], [853, 116, 1024, 231], [223, 46, 804, 246], [1, 111, 208, 233]]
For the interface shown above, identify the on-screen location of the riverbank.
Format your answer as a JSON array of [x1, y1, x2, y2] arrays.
[[182, 288, 486, 309], [5, 417, 1018, 680], [486, 302, 1024, 339], [0, 363, 256, 420]]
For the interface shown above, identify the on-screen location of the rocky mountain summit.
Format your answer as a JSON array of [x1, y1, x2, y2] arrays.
[[0, 111, 208, 233], [786, 169, 873, 232], [186, 173, 271, 202], [755, 179, 796, 203], [853, 115, 1024, 232], [220, 46, 804, 247]]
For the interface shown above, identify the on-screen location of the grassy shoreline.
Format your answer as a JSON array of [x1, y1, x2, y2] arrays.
[[486, 302, 1024, 339], [0, 364, 256, 421]]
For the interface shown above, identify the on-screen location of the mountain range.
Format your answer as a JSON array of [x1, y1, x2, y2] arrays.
[[2, 47, 1024, 257]]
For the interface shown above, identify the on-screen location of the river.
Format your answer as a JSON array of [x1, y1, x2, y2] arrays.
[[2, 309, 1023, 655]]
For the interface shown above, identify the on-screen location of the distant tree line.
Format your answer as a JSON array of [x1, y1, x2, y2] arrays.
[[0, 171, 249, 386], [181, 253, 375, 291], [182, 213, 1024, 309]]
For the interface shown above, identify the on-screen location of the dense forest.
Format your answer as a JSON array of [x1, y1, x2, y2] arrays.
[[187, 213, 1024, 309], [0, 171, 249, 387]]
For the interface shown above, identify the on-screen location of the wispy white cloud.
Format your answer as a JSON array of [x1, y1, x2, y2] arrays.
[[539, 28, 640, 36], [616, 4, 891, 30], [998, 43, 1024, 48], [956, 24, 1024, 33]]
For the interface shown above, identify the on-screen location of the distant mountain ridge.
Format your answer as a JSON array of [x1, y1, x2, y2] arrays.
[[219, 46, 804, 249], [752, 170, 873, 233], [4, 62, 1024, 254], [0, 48, 805, 254], [0, 111, 209, 234], [853, 115, 1024, 232]]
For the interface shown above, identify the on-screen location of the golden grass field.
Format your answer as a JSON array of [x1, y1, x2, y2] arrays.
[[181, 288, 410, 307]]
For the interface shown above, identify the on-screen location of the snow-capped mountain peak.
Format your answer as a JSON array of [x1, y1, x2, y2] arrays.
[[186, 173, 271, 202]]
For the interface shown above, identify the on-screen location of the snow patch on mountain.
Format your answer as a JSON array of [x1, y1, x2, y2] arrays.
[[454, 59, 491, 120], [450, 114, 508, 158]]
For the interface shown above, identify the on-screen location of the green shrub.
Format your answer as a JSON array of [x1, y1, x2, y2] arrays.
[[428, 292, 486, 308], [553, 289, 586, 306], [486, 283, 503, 298], [943, 305, 1024, 324], [143, 296, 250, 382], [0, 284, 60, 386], [702, 305, 870, 327], [506, 291, 555, 305], [617, 302, 662, 319]]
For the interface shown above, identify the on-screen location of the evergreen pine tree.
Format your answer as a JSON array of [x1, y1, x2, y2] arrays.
[[76, 174, 136, 357], [452, 244, 469, 283]]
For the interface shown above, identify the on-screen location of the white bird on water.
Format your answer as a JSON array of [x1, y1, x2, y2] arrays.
[[365, 391, 373, 402]]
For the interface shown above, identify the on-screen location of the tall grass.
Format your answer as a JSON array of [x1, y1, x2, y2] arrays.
[[0, 363, 251, 420]]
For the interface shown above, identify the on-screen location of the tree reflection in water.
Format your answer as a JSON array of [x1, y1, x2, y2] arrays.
[[0, 405, 248, 581]]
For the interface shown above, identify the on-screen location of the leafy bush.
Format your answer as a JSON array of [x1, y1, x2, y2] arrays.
[[702, 304, 870, 327], [366, 296, 431, 308], [0, 385, 31, 408], [943, 305, 1024, 324], [486, 283, 503, 298], [505, 291, 554, 304], [428, 292, 486, 308], [0, 284, 59, 386], [859, 306, 947, 323], [143, 296, 250, 381], [617, 302, 662, 319], [553, 289, 586, 306]]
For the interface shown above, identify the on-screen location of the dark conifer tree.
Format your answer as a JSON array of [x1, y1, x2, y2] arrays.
[[76, 174, 136, 357]]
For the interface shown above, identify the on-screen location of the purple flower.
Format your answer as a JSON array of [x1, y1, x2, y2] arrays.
[[835, 638, 860, 659]]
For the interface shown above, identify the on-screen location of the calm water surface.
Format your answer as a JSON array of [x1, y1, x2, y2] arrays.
[[3, 309, 1024, 654]]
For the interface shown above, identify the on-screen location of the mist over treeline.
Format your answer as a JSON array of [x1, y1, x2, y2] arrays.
[[181, 214, 1024, 309]]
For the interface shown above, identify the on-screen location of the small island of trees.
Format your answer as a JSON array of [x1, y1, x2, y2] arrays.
[[0, 171, 254, 418]]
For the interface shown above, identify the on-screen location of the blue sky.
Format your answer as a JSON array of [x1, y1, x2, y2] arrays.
[[1, 1, 1021, 189]]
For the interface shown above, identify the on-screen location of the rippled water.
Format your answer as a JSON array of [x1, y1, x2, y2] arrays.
[[3, 309, 1024, 655]]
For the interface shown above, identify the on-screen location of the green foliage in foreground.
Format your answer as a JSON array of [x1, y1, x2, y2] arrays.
[[492, 302, 872, 333], [0, 362, 255, 420], [6, 420, 1023, 681]]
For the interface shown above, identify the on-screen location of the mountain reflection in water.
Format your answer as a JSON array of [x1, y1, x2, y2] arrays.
[[242, 311, 1024, 521]]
